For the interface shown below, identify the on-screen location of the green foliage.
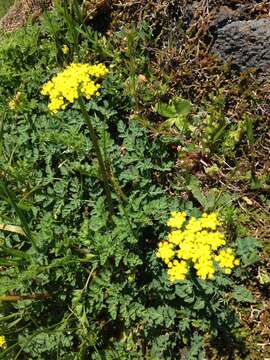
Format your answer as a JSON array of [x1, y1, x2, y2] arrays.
[[231, 286, 255, 304], [236, 236, 261, 267], [187, 176, 236, 212], [155, 97, 192, 132]]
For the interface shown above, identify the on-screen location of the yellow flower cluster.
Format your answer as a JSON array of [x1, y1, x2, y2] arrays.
[[157, 212, 239, 282], [41, 63, 108, 113], [0, 336, 6, 349]]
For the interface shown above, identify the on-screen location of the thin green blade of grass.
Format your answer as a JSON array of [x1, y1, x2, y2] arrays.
[[1, 246, 31, 260], [0, 180, 37, 250]]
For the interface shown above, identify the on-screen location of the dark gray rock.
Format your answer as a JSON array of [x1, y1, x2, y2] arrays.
[[212, 18, 270, 71]]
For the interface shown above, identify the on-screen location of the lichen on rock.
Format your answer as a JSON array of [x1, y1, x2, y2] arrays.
[[212, 18, 270, 72]]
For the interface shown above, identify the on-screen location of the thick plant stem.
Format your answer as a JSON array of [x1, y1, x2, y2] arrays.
[[110, 173, 137, 239], [78, 97, 113, 221]]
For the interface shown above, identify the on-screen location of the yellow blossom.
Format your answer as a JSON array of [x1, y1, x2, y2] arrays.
[[167, 211, 186, 229], [156, 241, 174, 264], [0, 336, 6, 349], [215, 248, 239, 274], [62, 44, 69, 54], [8, 99, 16, 110], [167, 260, 188, 281], [200, 212, 220, 230], [41, 63, 108, 113], [157, 212, 239, 282]]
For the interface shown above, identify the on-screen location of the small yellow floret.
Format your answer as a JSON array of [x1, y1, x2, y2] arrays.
[[156, 241, 174, 264], [167, 211, 186, 229], [62, 45, 69, 54], [167, 260, 188, 281], [200, 212, 220, 230], [8, 99, 16, 110], [215, 248, 239, 274], [0, 336, 6, 349]]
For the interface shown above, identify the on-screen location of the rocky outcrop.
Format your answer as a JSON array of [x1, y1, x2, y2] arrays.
[[212, 18, 270, 72]]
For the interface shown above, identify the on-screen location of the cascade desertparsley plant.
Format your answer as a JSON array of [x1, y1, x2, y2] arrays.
[[41, 63, 108, 112], [157, 212, 240, 282]]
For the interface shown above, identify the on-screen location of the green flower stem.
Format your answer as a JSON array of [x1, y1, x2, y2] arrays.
[[78, 97, 114, 221], [0, 293, 51, 302], [110, 173, 137, 240]]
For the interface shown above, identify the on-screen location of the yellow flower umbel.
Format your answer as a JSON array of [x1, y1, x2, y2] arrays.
[[41, 63, 108, 113], [0, 336, 6, 349], [157, 212, 239, 282]]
